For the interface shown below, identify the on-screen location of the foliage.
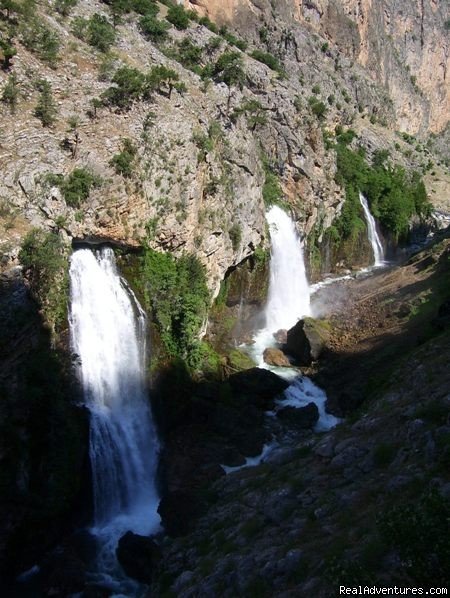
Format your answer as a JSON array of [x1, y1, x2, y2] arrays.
[[0, 37, 16, 69], [102, 65, 147, 109], [20, 19, 60, 66], [19, 228, 69, 333], [205, 51, 245, 88], [262, 159, 283, 208], [199, 15, 218, 33], [166, 3, 191, 30], [34, 79, 57, 127], [231, 99, 267, 131], [332, 134, 431, 241], [140, 248, 210, 369], [73, 13, 116, 52], [139, 11, 169, 42], [173, 37, 203, 71], [250, 49, 283, 74], [109, 138, 138, 177], [220, 27, 247, 51], [47, 168, 102, 207], [308, 96, 327, 119], [1, 72, 19, 112], [229, 223, 242, 250]]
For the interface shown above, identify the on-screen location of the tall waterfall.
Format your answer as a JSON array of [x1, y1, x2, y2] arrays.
[[359, 192, 384, 267], [265, 205, 311, 332], [69, 247, 160, 586]]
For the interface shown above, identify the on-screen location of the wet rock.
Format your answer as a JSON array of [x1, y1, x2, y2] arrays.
[[263, 347, 291, 367], [276, 403, 319, 429], [273, 329, 288, 343], [285, 317, 331, 365], [116, 531, 161, 584]]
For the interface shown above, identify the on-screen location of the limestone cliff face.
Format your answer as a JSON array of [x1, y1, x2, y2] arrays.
[[185, 0, 449, 135]]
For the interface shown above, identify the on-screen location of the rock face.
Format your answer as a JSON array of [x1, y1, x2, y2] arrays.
[[277, 402, 319, 429], [185, 0, 449, 135], [116, 532, 161, 584], [285, 317, 331, 364], [263, 347, 291, 367]]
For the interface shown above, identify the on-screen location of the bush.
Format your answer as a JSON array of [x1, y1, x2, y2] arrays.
[[102, 65, 147, 109], [207, 51, 245, 88], [109, 138, 138, 178], [262, 160, 283, 208], [19, 228, 69, 333], [34, 80, 57, 127], [166, 3, 190, 30], [1, 73, 19, 112], [74, 14, 116, 52], [174, 38, 203, 71], [250, 49, 283, 73], [199, 15, 218, 33], [21, 19, 60, 67], [139, 12, 169, 42], [47, 168, 102, 207], [140, 249, 210, 369], [308, 96, 327, 119], [229, 223, 242, 250]]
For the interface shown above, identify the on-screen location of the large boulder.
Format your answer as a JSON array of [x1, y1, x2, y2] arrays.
[[158, 490, 203, 537], [285, 317, 331, 365], [116, 531, 161, 584], [263, 347, 291, 367], [276, 403, 319, 429], [227, 367, 290, 409]]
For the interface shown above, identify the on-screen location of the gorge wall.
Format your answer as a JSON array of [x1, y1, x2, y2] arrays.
[[184, 0, 450, 136]]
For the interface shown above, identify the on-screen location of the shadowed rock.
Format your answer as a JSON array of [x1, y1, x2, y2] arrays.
[[285, 317, 331, 365]]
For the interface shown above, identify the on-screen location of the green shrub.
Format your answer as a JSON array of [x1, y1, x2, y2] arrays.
[[312, 84, 321, 94], [199, 15, 218, 33], [174, 38, 203, 71], [229, 223, 242, 250], [19, 228, 69, 333], [140, 249, 210, 369], [47, 168, 102, 207], [21, 19, 60, 67], [109, 138, 138, 178], [166, 3, 190, 29], [0, 38, 17, 70], [206, 51, 245, 88], [250, 49, 283, 73], [262, 161, 283, 208], [139, 12, 169, 42], [308, 96, 327, 119], [102, 65, 147, 109], [1, 73, 19, 112], [87, 13, 116, 52], [34, 79, 57, 127]]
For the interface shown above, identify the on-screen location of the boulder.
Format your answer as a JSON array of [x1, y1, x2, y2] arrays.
[[273, 329, 288, 343], [158, 490, 203, 537], [285, 317, 331, 365], [227, 367, 290, 409], [116, 531, 161, 584], [276, 403, 319, 429], [263, 347, 291, 367]]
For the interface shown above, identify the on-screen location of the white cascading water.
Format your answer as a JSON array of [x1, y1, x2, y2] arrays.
[[359, 192, 384, 267], [248, 205, 338, 437], [265, 205, 311, 331], [69, 247, 160, 590]]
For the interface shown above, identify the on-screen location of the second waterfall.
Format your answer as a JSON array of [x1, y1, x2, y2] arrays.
[[69, 247, 160, 587]]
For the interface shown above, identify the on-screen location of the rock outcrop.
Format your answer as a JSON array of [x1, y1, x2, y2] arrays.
[[285, 317, 331, 364]]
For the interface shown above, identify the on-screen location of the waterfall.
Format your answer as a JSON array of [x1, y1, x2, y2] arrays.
[[69, 247, 160, 587], [359, 192, 384, 267], [265, 205, 311, 332]]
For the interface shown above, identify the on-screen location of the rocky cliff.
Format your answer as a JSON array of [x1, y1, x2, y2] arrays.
[[1, 0, 448, 293], [184, 0, 450, 135]]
